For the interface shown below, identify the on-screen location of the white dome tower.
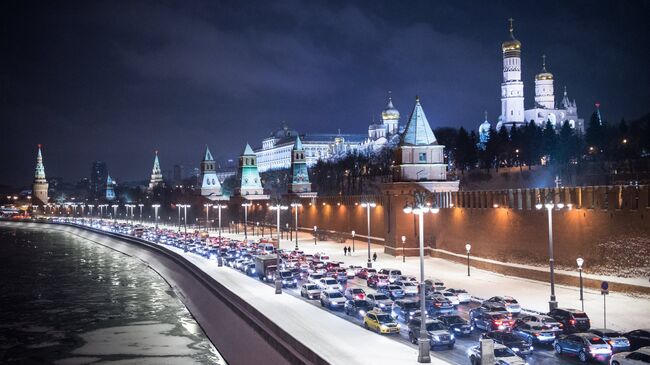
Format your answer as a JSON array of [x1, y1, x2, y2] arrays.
[[500, 18, 525, 127], [535, 54, 554, 109], [381, 91, 400, 135]]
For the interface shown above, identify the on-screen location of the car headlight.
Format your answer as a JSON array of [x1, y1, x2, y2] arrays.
[[450, 334, 455, 340], [432, 335, 440, 341], [359, 310, 366, 316], [454, 328, 460, 331], [380, 325, 388, 330], [529, 345, 534, 350], [379, 303, 385, 307], [512, 347, 519, 352]]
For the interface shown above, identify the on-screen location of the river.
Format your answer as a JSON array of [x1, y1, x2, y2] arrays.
[[0, 223, 224, 364]]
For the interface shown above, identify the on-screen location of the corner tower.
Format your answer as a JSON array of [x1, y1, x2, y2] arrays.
[[105, 174, 116, 201], [500, 18, 525, 127], [235, 143, 266, 198], [148, 150, 164, 191], [200, 145, 224, 200], [287, 136, 316, 197], [32, 144, 49, 205]]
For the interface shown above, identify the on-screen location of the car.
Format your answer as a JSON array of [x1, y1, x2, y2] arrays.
[[396, 280, 419, 296], [366, 293, 393, 311], [391, 299, 420, 322], [436, 291, 459, 306], [356, 268, 377, 279], [425, 278, 445, 291], [407, 317, 455, 349], [591, 329, 631, 353], [480, 331, 535, 357], [363, 310, 400, 334], [468, 343, 526, 365], [483, 296, 522, 314], [344, 299, 372, 318], [344, 287, 366, 300], [610, 346, 650, 365], [436, 314, 473, 336], [397, 275, 418, 283], [426, 294, 455, 314], [300, 283, 321, 300], [445, 288, 472, 304], [320, 290, 346, 309], [318, 277, 342, 291], [307, 272, 324, 283], [516, 314, 564, 334], [379, 284, 406, 300], [513, 321, 557, 345], [625, 330, 650, 351], [378, 268, 402, 283], [470, 310, 515, 331], [367, 274, 390, 288], [555, 333, 612, 362], [244, 262, 257, 276], [345, 267, 357, 279], [334, 268, 348, 283], [548, 308, 591, 333], [278, 270, 298, 288]]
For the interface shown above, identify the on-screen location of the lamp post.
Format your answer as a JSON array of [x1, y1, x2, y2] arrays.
[[177, 204, 182, 231], [351, 230, 356, 252], [403, 192, 437, 364], [361, 202, 376, 268], [465, 243, 472, 277], [536, 200, 566, 311], [180, 204, 189, 236], [313, 226, 317, 245], [241, 202, 251, 240], [401, 235, 406, 263], [152, 204, 160, 228], [111, 204, 119, 223], [213, 204, 226, 241], [290, 202, 301, 250], [577, 257, 584, 311], [87, 204, 94, 226], [204, 204, 213, 232], [270, 203, 288, 294], [138, 204, 144, 223]]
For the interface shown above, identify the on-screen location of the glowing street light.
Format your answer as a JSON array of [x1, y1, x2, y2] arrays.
[[111, 204, 119, 222], [402, 191, 438, 364], [351, 230, 356, 253], [360, 202, 377, 268], [536, 199, 568, 310], [401, 235, 406, 263], [152, 204, 160, 228], [270, 203, 288, 294], [577, 257, 585, 311], [241, 202, 252, 240], [465, 243, 472, 276], [138, 204, 144, 223], [290, 202, 302, 250], [204, 203, 213, 231], [213, 204, 227, 241]]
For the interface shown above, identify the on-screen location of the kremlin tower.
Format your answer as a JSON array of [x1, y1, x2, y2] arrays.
[[32, 144, 49, 205], [148, 150, 164, 191], [499, 18, 525, 128]]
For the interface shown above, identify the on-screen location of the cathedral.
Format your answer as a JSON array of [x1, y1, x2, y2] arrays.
[[493, 19, 584, 134]]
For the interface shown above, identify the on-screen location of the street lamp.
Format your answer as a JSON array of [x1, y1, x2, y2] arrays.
[[241, 202, 252, 240], [290, 203, 302, 250], [270, 203, 288, 294], [111, 204, 119, 222], [152, 204, 160, 228], [465, 243, 472, 276], [401, 235, 406, 263], [360, 202, 377, 268], [313, 226, 317, 245], [351, 230, 355, 253], [536, 199, 567, 311], [87, 204, 94, 226], [402, 191, 437, 364], [179, 204, 190, 236], [577, 257, 585, 311], [204, 203, 213, 231], [138, 204, 144, 223], [213, 204, 227, 241]]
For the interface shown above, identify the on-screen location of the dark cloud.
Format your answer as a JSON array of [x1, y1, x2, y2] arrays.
[[1, 0, 648, 187]]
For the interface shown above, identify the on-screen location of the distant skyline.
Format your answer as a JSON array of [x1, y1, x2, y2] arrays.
[[1, 1, 649, 187]]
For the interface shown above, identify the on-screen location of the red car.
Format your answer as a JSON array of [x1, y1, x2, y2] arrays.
[[367, 274, 390, 289], [357, 268, 377, 279]]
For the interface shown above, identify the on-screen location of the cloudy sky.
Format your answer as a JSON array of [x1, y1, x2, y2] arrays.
[[1, 0, 648, 187]]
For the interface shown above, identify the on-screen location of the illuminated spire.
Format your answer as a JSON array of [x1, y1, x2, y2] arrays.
[[34, 144, 46, 181], [401, 96, 437, 146], [148, 150, 164, 190]]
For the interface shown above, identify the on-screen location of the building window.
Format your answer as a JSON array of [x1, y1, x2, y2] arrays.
[[419, 153, 426, 162]]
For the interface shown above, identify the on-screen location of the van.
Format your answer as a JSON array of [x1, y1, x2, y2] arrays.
[[379, 268, 402, 283]]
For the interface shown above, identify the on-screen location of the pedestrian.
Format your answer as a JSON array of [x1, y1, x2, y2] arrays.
[[344, 246, 348, 256], [348, 246, 352, 254], [372, 252, 377, 262]]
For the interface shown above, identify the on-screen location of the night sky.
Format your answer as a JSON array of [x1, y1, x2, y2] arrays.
[[1, 0, 648, 187]]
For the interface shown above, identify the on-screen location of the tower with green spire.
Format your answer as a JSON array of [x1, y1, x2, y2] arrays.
[[200, 145, 226, 200], [105, 174, 116, 201], [32, 144, 49, 205], [148, 150, 164, 191], [287, 136, 316, 197], [235, 143, 267, 198]]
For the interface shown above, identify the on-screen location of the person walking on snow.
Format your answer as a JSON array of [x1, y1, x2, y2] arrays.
[[372, 252, 377, 262], [344, 246, 348, 256]]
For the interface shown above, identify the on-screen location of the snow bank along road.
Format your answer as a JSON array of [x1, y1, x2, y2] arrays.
[[5, 221, 436, 365]]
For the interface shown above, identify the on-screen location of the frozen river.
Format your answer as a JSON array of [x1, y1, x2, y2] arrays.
[[0, 224, 224, 364]]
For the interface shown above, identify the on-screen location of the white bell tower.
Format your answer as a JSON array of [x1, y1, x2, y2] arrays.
[[500, 18, 525, 127]]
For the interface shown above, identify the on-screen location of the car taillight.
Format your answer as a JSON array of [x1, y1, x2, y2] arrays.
[[569, 319, 576, 325], [494, 320, 502, 325], [534, 333, 541, 337]]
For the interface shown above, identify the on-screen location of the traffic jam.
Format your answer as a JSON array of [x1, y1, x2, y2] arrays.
[[59, 218, 650, 365]]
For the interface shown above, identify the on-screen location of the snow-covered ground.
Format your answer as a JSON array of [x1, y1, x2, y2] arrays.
[[217, 229, 650, 332]]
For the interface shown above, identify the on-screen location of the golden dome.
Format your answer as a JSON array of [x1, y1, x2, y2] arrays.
[[535, 54, 553, 80], [501, 18, 521, 52]]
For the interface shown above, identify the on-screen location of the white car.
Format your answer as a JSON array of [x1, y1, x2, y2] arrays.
[[300, 283, 321, 300], [307, 273, 324, 283], [366, 293, 393, 311], [397, 281, 419, 296], [468, 343, 526, 365], [445, 288, 471, 304], [318, 277, 342, 291], [345, 268, 356, 279], [320, 290, 346, 309], [438, 291, 460, 306], [397, 275, 417, 283], [610, 346, 650, 365]]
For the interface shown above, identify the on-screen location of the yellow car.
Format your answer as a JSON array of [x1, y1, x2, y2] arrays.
[[364, 310, 401, 334]]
